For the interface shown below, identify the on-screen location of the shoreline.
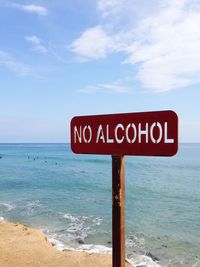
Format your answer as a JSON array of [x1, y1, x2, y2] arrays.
[[0, 219, 133, 267]]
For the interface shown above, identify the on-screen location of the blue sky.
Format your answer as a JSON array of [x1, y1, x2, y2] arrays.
[[0, 0, 199, 142]]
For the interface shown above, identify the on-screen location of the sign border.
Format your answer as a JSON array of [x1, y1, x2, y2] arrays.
[[70, 110, 178, 157]]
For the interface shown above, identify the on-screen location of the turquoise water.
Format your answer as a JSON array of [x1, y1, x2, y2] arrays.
[[0, 143, 199, 266]]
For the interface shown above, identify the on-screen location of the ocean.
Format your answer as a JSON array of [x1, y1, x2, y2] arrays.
[[0, 143, 199, 267]]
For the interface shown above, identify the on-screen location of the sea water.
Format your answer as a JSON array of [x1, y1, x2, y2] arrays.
[[0, 143, 199, 267]]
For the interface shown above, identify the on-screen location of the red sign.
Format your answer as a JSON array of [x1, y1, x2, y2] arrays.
[[71, 110, 178, 156]]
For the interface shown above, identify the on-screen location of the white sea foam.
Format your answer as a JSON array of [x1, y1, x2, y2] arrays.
[[126, 235, 145, 250], [47, 234, 112, 255], [26, 200, 41, 208], [128, 254, 161, 267], [62, 243, 112, 255], [62, 213, 103, 242], [46, 232, 160, 267], [63, 213, 78, 222], [25, 200, 41, 215], [191, 260, 200, 267], [48, 237, 65, 251], [77, 244, 112, 254], [63, 213, 102, 227], [0, 203, 14, 212], [46, 213, 161, 267], [92, 217, 103, 226], [0, 216, 4, 221]]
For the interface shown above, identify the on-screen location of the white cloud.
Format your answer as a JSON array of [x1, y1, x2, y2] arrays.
[[122, 1, 200, 92], [97, 0, 140, 18], [8, 3, 47, 16], [71, 0, 200, 92], [98, 0, 125, 14], [25, 36, 48, 54], [71, 26, 115, 60], [0, 50, 29, 75], [82, 81, 130, 93]]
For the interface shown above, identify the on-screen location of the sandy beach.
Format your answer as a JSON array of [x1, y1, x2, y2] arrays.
[[0, 219, 133, 267]]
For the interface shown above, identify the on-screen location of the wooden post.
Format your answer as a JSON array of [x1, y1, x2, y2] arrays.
[[112, 155, 125, 267]]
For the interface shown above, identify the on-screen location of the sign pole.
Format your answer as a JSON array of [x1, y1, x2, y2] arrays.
[[112, 155, 125, 267]]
